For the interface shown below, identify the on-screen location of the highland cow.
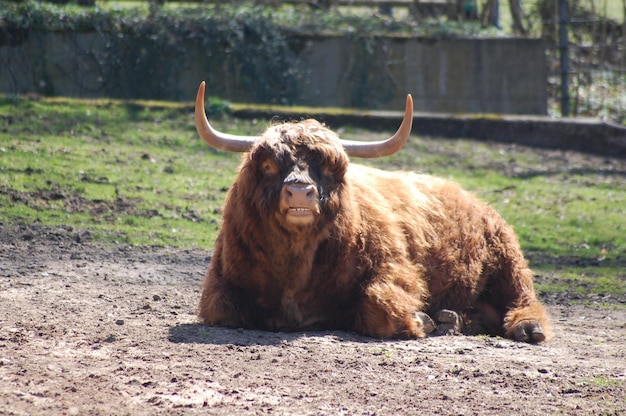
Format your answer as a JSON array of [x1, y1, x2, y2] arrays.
[[194, 82, 551, 343]]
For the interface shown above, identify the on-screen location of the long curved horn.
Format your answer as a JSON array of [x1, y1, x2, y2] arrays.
[[340, 94, 414, 158], [195, 81, 260, 152]]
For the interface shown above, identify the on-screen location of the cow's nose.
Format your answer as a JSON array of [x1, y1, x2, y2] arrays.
[[283, 184, 316, 204]]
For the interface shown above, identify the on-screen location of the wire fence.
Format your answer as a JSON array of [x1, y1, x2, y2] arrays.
[[533, 0, 626, 122]]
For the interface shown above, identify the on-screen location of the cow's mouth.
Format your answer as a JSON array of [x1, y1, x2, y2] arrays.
[[286, 207, 315, 224]]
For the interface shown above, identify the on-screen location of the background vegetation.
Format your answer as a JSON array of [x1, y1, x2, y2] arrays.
[[1, 95, 624, 302], [1, 0, 626, 122]]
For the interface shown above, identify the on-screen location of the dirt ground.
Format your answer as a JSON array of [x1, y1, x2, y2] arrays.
[[0, 223, 625, 416]]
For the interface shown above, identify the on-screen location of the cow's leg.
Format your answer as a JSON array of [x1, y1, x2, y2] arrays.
[[415, 311, 436, 334], [454, 301, 506, 336], [199, 273, 253, 328], [434, 309, 463, 334], [354, 282, 425, 338], [482, 231, 552, 343], [495, 267, 552, 343], [353, 266, 430, 338], [503, 302, 552, 343]]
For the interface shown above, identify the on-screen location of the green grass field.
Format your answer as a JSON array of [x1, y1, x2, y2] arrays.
[[1, 94, 624, 301]]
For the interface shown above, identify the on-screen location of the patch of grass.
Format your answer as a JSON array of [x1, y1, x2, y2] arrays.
[[534, 266, 626, 302], [1, 95, 625, 300], [371, 347, 394, 358], [578, 376, 624, 388], [0, 95, 240, 247]]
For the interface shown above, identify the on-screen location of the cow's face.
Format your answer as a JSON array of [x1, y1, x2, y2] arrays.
[[246, 120, 348, 230], [193, 81, 414, 232]]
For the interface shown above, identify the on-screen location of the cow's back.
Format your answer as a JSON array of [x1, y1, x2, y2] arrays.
[[347, 164, 520, 312]]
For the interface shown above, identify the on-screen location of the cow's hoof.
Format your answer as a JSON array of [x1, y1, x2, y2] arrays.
[[513, 320, 546, 343], [415, 312, 436, 334], [435, 309, 462, 334]]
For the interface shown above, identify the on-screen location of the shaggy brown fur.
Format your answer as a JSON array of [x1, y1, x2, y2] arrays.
[[198, 120, 552, 343]]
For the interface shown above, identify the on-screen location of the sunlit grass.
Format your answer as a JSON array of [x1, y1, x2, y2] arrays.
[[1, 94, 624, 299], [0, 95, 241, 247]]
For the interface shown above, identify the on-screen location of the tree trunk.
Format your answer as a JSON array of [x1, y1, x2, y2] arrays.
[[509, 0, 527, 35]]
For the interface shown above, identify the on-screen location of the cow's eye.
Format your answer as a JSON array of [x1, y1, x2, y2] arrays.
[[261, 160, 278, 175]]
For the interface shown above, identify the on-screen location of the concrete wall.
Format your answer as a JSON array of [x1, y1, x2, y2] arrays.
[[298, 36, 548, 114], [0, 32, 547, 114]]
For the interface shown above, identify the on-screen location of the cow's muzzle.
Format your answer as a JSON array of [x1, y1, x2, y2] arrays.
[[281, 183, 318, 225]]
